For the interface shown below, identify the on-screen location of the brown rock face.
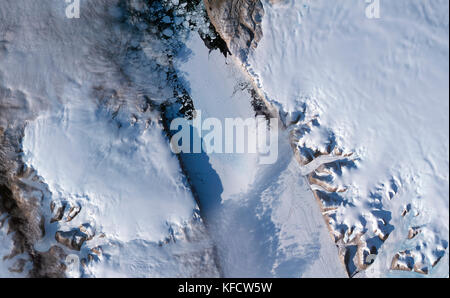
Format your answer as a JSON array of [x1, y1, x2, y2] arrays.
[[1, 82, 64, 277], [29, 246, 67, 278], [203, 0, 264, 61], [0, 126, 66, 277], [55, 230, 88, 251]]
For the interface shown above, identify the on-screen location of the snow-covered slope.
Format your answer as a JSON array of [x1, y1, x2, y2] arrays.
[[23, 99, 196, 246], [247, 0, 449, 277], [1, 0, 447, 278], [1, 0, 219, 277], [173, 34, 347, 277], [22, 95, 219, 277], [0, 217, 27, 277]]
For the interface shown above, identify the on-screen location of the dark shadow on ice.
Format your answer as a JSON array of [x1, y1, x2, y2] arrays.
[[161, 104, 223, 219], [206, 133, 321, 277], [180, 153, 224, 216]]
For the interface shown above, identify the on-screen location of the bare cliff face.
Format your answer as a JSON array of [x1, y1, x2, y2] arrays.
[[0, 112, 67, 277], [203, 0, 264, 62]]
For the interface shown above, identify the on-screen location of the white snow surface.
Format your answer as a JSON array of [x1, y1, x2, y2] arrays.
[[0, 217, 30, 277], [247, 0, 449, 276], [1, 0, 448, 278], [1, 0, 218, 277], [174, 34, 347, 277], [23, 98, 196, 245]]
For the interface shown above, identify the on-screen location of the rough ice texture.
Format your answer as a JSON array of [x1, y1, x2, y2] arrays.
[[173, 34, 347, 277], [1, 0, 219, 277], [246, 0, 449, 277], [2, 0, 448, 278], [203, 0, 264, 61], [22, 97, 219, 277]]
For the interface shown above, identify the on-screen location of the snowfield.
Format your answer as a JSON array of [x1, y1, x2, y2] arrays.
[[22, 95, 219, 277], [0, 0, 448, 278], [247, 0, 449, 276], [23, 99, 197, 246], [173, 34, 347, 277], [1, 0, 219, 277]]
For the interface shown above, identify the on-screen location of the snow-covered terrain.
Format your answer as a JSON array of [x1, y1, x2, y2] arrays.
[[22, 94, 219, 277], [1, 0, 448, 278], [1, 0, 219, 277], [0, 216, 27, 277], [172, 34, 347, 277], [246, 0, 449, 277]]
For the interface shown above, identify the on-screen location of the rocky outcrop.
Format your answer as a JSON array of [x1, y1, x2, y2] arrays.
[[203, 0, 264, 61], [1, 66, 64, 277], [0, 123, 66, 277], [55, 230, 88, 252], [390, 250, 429, 275]]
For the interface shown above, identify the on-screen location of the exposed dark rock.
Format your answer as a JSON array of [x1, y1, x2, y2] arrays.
[[66, 205, 81, 222], [0, 123, 67, 277], [0, 127, 43, 260], [28, 246, 67, 278], [50, 201, 66, 223], [204, 0, 264, 62], [55, 229, 88, 251]]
